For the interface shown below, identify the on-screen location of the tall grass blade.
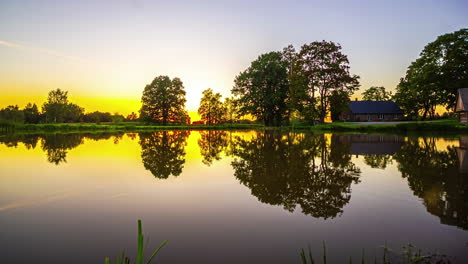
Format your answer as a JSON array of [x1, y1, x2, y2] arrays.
[[137, 219, 144, 264], [361, 249, 365, 264], [308, 244, 315, 264], [322, 241, 327, 264], [146, 240, 168, 264], [300, 248, 307, 264]]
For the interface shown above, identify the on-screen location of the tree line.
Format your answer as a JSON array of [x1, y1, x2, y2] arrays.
[[140, 40, 361, 126], [0, 88, 139, 124], [142, 29, 466, 125], [351, 28, 467, 121], [1, 28, 465, 125]]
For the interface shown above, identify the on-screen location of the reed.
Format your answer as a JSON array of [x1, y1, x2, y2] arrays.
[[299, 242, 451, 264], [105, 220, 168, 264]]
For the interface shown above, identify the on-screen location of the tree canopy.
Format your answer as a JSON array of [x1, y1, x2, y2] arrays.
[[294, 41, 360, 123], [198, 88, 225, 125], [140, 76, 187, 125], [394, 28, 468, 119], [42, 88, 84, 123], [232, 52, 289, 126], [362, 86, 392, 101]]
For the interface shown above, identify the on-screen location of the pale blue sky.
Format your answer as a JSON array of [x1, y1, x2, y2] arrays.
[[1, 0, 467, 113]]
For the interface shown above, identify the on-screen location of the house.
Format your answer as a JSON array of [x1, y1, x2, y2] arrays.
[[339, 100, 404, 122], [191, 120, 205, 125], [455, 88, 468, 125]]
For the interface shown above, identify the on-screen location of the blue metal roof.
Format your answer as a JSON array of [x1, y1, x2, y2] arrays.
[[348, 101, 403, 114]]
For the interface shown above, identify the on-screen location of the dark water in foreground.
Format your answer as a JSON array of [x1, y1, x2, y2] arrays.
[[0, 131, 467, 263]]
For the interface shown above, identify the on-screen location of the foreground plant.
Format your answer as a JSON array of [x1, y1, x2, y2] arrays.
[[300, 242, 451, 264], [105, 220, 168, 264]]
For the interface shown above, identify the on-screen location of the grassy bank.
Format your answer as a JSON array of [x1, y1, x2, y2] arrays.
[[2, 119, 468, 134], [291, 119, 468, 133], [0, 122, 263, 134]]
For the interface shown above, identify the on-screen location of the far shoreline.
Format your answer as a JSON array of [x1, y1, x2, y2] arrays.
[[2, 119, 468, 135]]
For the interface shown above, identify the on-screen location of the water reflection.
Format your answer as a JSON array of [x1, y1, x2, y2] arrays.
[[338, 134, 403, 169], [139, 131, 189, 179], [198, 130, 229, 166], [0, 133, 125, 165], [0, 131, 466, 228], [394, 137, 468, 230], [230, 132, 361, 219]]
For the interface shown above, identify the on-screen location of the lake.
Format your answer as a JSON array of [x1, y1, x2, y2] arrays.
[[1, 131, 467, 263]]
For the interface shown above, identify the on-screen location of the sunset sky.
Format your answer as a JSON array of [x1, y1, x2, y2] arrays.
[[1, 0, 467, 120]]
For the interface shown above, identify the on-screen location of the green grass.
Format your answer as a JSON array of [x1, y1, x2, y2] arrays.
[[3, 119, 468, 135], [105, 220, 168, 264], [8, 122, 263, 134], [291, 119, 468, 133]]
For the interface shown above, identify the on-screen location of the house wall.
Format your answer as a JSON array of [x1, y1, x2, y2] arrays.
[[339, 112, 404, 122], [459, 112, 468, 125]]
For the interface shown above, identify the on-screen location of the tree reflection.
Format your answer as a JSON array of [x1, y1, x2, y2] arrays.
[[394, 137, 468, 230], [198, 130, 230, 166], [231, 132, 360, 219], [0, 132, 125, 165], [139, 131, 189, 179], [0, 134, 39, 149], [363, 155, 393, 169], [41, 134, 84, 165]]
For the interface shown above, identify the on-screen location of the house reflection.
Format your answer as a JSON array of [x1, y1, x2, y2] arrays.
[[337, 134, 404, 156], [337, 134, 404, 169], [455, 136, 468, 173]]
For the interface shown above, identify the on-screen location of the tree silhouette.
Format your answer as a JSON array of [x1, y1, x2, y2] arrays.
[[362, 86, 392, 101], [232, 52, 289, 126], [198, 89, 225, 125], [139, 131, 189, 179], [139, 76, 187, 125], [231, 132, 360, 219]]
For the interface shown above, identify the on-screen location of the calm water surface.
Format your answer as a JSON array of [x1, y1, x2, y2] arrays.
[[0, 131, 467, 263]]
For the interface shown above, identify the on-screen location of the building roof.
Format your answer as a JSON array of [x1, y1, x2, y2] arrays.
[[348, 100, 403, 114], [455, 88, 468, 112]]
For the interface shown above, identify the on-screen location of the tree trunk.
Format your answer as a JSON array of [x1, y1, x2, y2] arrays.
[[421, 107, 429, 121]]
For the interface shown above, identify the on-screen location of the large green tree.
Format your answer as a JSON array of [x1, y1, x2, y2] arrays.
[[394, 28, 468, 119], [42, 89, 69, 123], [295, 41, 360, 123], [42, 88, 83, 123], [140, 76, 187, 125], [198, 88, 225, 125], [232, 52, 289, 126], [362, 86, 392, 101]]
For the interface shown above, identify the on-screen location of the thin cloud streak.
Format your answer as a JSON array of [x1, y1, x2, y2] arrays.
[[0, 40, 88, 64]]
